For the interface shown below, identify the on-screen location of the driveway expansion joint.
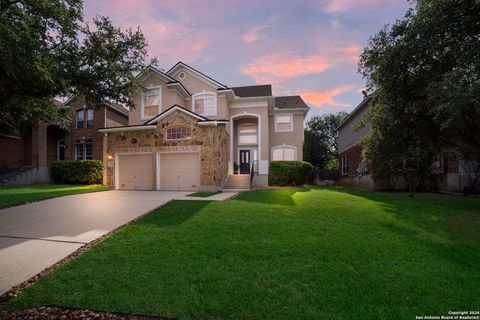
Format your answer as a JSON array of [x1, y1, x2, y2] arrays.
[[0, 235, 87, 245]]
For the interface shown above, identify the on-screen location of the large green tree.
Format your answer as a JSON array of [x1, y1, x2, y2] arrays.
[[359, 0, 480, 192], [0, 0, 153, 130], [303, 112, 348, 168]]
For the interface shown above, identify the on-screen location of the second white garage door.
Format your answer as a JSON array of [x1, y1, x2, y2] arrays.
[[159, 153, 200, 191]]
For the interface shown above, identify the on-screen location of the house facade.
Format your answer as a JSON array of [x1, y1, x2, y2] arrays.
[[99, 62, 309, 191], [337, 96, 472, 192], [0, 99, 128, 186]]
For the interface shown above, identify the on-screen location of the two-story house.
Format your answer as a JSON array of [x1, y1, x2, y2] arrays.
[[99, 62, 309, 191], [337, 96, 473, 192], [0, 100, 128, 186]]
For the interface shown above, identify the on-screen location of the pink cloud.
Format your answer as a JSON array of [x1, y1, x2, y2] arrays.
[[300, 86, 354, 108], [322, 0, 404, 13], [242, 16, 279, 43], [240, 46, 360, 84], [83, 0, 216, 64]]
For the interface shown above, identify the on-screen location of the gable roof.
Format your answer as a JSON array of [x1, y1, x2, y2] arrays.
[[136, 65, 176, 83], [275, 96, 309, 110], [144, 104, 208, 125], [230, 85, 272, 97], [337, 95, 373, 131], [166, 61, 227, 89]]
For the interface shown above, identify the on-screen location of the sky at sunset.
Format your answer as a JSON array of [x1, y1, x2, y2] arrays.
[[84, 0, 411, 119]]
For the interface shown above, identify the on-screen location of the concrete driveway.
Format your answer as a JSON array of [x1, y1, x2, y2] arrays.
[[0, 190, 189, 295]]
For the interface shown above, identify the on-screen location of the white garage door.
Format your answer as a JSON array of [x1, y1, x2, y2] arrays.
[[160, 153, 200, 191], [118, 154, 154, 190]]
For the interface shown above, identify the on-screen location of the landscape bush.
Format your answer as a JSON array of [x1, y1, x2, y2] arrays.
[[52, 160, 103, 184], [269, 161, 313, 186]]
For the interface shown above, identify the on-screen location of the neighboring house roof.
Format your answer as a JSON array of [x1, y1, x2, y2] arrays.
[[336, 95, 372, 131], [166, 61, 228, 89], [274, 96, 309, 110], [61, 95, 129, 117], [229, 85, 272, 97], [106, 102, 129, 117], [52, 98, 63, 106]]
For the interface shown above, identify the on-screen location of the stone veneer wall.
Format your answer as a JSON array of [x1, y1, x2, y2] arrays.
[[105, 110, 228, 190]]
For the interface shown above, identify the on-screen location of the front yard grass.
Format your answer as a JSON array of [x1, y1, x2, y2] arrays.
[[4, 187, 480, 319], [186, 191, 219, 197], [0, 184, 107, 209]]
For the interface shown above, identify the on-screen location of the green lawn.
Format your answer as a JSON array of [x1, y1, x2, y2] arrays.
[[0, 184, 107, 209], [4, 187, 480, 319], [187, 191, 219, 197]]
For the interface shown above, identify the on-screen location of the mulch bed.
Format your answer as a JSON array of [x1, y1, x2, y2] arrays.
[[0, 306, 172, 319]]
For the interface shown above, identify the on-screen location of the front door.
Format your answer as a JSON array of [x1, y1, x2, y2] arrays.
[[239, 150, 250, 174]]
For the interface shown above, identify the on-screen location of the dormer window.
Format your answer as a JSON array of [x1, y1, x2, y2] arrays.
[[142, 86, 162, 119], [166, 126, 192, 140], [192, 92, 216, 116]]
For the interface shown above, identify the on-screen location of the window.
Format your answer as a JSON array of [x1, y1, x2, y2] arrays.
[[86, 109, 94, 128], [342, 155, 349, 175], [275, 114, 293, 132], [142, 87, 161, 119], [193, 92, 216, 116], [238, 124, 257, 145], [272, 145, 296, 161], [166, 126, 192, 140], [75, 142, 93, 160], [76, 109, 94, 129], [76, 110, 84, 129]]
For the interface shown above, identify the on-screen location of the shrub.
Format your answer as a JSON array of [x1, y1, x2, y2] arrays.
[[52, 160, 103, 184], [269, 161, 314, 186]]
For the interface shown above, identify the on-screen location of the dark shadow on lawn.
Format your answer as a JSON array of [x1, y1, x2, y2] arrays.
[[139, 200, 211, 227], [234, 187, 311, 207], [323, 185, 480, 242]]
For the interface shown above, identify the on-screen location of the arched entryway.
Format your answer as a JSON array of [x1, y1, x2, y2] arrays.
[[46, 125, 66, 166], [230, 114, 260, 175]]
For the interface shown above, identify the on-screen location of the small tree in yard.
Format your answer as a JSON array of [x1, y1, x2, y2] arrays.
[[0, 0, 154, 131], [304, 112, 348, 169], [359, 0, 480, 195]]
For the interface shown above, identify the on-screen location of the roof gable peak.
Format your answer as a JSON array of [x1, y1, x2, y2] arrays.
[[166, 61, 227, 89]]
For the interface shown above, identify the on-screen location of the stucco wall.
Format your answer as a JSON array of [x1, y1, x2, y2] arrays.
[[268, 112, 305, 161], [106, 110, 228, 190], [128, 74, 187, 126]]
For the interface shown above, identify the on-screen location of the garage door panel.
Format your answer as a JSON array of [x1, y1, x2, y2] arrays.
[[160, 153, 200, 191], [118, 154, 153, 190]]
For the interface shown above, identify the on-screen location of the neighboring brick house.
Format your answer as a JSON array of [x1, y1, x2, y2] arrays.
[[0, 99, 128, 186], [99, 62, 309, 191], [337, 96, 473, 192]]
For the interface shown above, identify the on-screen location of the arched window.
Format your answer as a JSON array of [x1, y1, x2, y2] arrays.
[[271, 145, 296, 161], [166, 126, 192, 140], [192, 92, 216, 116], [238, 123, 257, 145]]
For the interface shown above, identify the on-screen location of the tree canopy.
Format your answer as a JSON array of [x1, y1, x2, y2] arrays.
[[303, 112, 348, 169], [0, 0, 153, 130], [359, 0, 480, 191]]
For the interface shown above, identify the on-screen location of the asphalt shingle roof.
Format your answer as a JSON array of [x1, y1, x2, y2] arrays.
[[230, 85, 272, 97], [275, 96, 309, 109]]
